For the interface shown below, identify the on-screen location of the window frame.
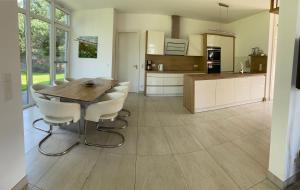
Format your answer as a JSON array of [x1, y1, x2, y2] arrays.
[[18, 0, 71, 107]]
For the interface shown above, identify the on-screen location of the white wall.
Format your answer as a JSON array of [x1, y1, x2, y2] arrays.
[[269, 0, 300, 182], [70, 8, 115, 79], [0, 1, 26, 189], [225, 11, 270, 72]]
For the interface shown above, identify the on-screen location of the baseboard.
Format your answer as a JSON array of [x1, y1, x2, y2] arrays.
[[267, 171, 300, 189], [11, 176, 27, 190]]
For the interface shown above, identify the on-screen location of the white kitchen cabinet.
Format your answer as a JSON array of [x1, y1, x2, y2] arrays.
[[195, 80, 216, 109], [220, 36, 234, 72], [164, 86, 183, 95], [187, 34, 203, 56], [206, 34, 234, 72], [234, 77, 251, 102], [207, 35, 222, 47], [163, 77, 183, 85], [216, 79, 235, 106], [250, 76, 265, 100], [147, 77, 164, 86], [146, 31, 165, 55], [146, 86, 164, 95]]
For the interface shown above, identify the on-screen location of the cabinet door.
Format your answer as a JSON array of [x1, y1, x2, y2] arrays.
[[164, 86, 183, 95], [146, 86, 164, 95], [220, 36, 234, 72], [234, 77, 251, 102], [207, 35, 222, 47], [250, 76, 265, 100], [163, 77, 183, 85], [147, 77, 163, 86], [195, 80, 216, 109], [187, 35, 203, 56], [147, 31, 165, 55], [216, 79, 235, 106]]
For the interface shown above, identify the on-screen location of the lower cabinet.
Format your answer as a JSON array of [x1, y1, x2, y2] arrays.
[[146, 73, 184, 96], [194, 75, 265, 111]]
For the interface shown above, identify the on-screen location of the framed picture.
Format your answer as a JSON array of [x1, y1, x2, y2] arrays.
[[77, 36, 98, 58]]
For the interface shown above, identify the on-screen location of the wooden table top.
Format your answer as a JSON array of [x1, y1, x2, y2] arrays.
[[37, 78, 118, 102]]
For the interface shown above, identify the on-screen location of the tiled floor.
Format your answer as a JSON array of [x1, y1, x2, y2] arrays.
[[23, 93, 300, 190]]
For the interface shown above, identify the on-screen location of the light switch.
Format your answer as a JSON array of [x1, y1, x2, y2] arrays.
[[0, 73, 13, 102]]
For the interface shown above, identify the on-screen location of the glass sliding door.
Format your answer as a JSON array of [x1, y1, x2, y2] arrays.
[[31, 19, 51, 86], [55, 28, 68, 81], [18, 13, 29, 105]]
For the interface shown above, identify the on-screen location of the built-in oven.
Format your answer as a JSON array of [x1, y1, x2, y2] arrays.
[[207, 47, 221, 73]]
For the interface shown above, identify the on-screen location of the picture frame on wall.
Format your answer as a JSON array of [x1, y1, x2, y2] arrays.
[[77, 36, 98, 58]]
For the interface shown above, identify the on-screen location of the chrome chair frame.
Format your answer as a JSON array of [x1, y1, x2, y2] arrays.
[[37, 120, 81, 156], [84, 120, 125, 148]]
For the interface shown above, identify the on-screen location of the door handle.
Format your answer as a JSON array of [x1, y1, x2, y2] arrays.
[[133, 65, 138, 69]]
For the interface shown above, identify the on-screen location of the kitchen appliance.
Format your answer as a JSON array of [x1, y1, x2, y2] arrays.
[[146, 60, 152, 71], [207, 47, 221, 73], [165, 38, 189, 56], [158, 64, 164, 72]]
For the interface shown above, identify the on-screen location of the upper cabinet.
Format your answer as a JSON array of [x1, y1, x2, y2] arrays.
[[146, 31, 165, 55], [187, 34, 203, 56], [206, 34, 234, 72]]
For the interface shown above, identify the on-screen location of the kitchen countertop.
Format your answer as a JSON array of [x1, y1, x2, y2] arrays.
[[146, 70, 205, 74], [185, 72, 266, 81]]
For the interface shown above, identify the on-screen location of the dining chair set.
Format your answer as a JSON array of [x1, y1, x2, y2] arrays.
[[30, 78, 131, 156]]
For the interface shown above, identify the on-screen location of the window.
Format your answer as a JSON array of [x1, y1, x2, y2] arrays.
[[18, 0, 25, 9], [55, 8, 69, 25], [30, 0, 51, 19], [31, 19, 51, 85], [18, 0, 71, 106]]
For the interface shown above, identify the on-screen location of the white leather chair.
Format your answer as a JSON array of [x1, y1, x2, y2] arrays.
[[33, 95, 81, 156], [84, 92, 126, 148], [30, 84, 53, 133], [112, 83, 131, 117], [54, 80, 68, 86]]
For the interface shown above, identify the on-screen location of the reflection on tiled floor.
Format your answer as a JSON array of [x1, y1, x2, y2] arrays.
[[23, 93, 298, 190]]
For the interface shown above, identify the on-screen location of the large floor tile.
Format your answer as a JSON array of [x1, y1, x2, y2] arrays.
[[208, 142, 266, 189], [36, 145, 100, 190], [175, 151, 239, 190], [233, 134, 270, 169], [136, 155, 189, 190], [137, 127, 171, 155], [82, 153, 135, 190], [163, 127, 204, 154]]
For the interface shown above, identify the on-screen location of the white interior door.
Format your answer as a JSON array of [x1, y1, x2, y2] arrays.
[[117, 32, 140, 92]]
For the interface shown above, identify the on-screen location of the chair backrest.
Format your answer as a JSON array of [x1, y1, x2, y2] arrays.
[[30, 84, 51, 101], [112, 86, 129, 97], [118, 81, 130, 87], [54, 80, 68, 86], [35, 96, 81, 123], [85, 92, 126, 122]]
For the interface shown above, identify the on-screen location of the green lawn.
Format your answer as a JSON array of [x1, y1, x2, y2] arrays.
[[21, 72, 64, 91]]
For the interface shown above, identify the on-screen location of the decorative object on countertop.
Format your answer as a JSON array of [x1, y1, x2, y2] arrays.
[[158, 64, 164, 72], [239, 62, 244, 74], [249, 55, 268, 73], [251, 47, 264, 56], [146, 60, 152, 71]]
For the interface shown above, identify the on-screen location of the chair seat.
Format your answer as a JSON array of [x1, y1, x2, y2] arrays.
[[99, 113, 118, 120], [43, 116, 73, 124]]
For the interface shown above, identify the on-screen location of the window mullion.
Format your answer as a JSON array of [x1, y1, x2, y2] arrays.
[[50, 0, 55, 83]]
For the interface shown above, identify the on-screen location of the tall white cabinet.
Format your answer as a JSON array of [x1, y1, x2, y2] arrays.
[[187, 34, 203, 56], [206, 34, 234, 72], [146, 31, 165, 55]]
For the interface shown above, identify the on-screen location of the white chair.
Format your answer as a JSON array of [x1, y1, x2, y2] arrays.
[[33, 95, 81, 156], [113, 83, 131, 117], [54, 80, 68, 86], [30, 84, 53, 133], [84, 92, 126, 148]]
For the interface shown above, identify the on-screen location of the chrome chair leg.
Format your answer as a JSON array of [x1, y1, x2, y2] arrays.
[[84, 120, 125, 148], [32, 118, 50, 133], [96, 117, 128, 130], [118, 108, 131, 117], [38, 123, 80, 157]]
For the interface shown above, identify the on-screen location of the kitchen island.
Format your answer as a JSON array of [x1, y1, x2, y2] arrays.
[[183, 73, 266, 113]]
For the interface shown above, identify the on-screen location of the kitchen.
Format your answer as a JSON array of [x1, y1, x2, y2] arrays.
[[144, 15, 267, 113]]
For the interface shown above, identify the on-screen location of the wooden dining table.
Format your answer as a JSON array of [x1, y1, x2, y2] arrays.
[[36, 78, 119, 130]]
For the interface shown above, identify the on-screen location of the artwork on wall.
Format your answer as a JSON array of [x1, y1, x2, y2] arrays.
[[77, 36, 98, 58]]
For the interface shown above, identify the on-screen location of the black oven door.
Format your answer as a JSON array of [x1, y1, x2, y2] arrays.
[[207, 47, 221, 62], [207, 63, 221, 73]]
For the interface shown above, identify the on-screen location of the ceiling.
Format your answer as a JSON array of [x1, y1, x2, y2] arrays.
[[57, 0, 269, 23]]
